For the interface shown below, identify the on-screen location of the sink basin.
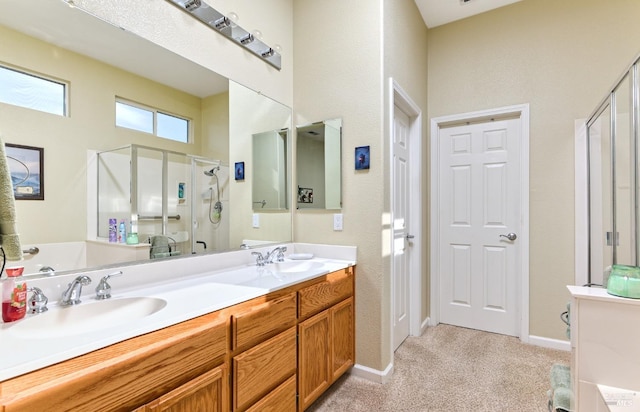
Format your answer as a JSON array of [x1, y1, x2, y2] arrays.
[[9, 297, 167, 339], [271, 261, 325, 273]]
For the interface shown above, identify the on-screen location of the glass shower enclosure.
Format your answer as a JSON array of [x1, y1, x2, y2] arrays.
[[97, 145, 229, 259], [587, 54, 640, 284]]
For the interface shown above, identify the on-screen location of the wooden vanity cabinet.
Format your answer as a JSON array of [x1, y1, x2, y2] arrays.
[[297, 267, 355, 412], [0, 265, 356, 412]]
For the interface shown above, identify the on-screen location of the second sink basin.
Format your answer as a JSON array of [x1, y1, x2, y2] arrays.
[[8, 297, 167, 339], [271, 261, 325, 273]]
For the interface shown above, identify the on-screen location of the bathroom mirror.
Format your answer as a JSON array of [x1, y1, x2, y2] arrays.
[[0, 1, 292, 277], [296, 119, 342, 210]]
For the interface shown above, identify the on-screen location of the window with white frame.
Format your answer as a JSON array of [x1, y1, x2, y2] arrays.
[[0, 65, 67, 116], [115, 99, 190, 143]]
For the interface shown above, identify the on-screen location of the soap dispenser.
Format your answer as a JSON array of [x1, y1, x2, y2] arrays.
[[2, 266, 27, 322]]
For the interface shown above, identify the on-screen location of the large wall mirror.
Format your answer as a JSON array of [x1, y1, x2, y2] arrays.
[[0, 1, 292, 277], [296, 119, 342, 210]]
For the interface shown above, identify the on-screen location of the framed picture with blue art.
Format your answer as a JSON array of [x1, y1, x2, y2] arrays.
[[235, 161, 245, 181], [355, 145, 370, 170], [5, 143, 44, 200]]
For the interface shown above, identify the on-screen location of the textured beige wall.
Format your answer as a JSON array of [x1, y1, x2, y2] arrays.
[[428, 0, 640, 340], [293, 0, 385, 370]]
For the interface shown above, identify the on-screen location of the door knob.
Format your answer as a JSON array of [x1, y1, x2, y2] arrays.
[[500, 233, 517, 241], [405, 234, 415, 240]]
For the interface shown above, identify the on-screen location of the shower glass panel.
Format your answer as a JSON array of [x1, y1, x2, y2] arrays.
[[97, 146, 132, 240], [587, 53, 640, 284], [97, 144, 219, 259], [588, 105, 612, 285], [613, 74, 634, 265]]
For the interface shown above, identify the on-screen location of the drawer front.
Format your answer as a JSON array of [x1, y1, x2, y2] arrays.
[[298, 268, 353, 319], [233, 327, 297, 411], [232, 292, 297, 351], [245, 375, 296, 412]]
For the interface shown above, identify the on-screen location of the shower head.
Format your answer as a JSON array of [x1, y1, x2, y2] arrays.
[[204, 166, 220, 176]]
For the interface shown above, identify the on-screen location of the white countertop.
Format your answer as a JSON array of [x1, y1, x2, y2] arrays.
[[0, 243, 356, 382], [567, 285, 640, 306]]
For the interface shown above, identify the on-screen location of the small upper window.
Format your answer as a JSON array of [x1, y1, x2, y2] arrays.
[[116, 99, 190, 143], [0, 65, 67, 116]]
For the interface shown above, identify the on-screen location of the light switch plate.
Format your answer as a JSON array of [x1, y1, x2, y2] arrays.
[[252, 214, 260, 228], [333, 213, 343, 231]]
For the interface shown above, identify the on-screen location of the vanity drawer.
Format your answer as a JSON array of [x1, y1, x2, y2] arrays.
[[231, 292, 297, 351], [233, 327, 297, 411], [245, 375, 297, 412], [298, 267, 354, 319]]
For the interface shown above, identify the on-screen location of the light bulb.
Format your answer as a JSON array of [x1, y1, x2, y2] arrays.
[[273, 44, 282, 54], [251, 30, 263, 41], [227, 12, 239, 24]]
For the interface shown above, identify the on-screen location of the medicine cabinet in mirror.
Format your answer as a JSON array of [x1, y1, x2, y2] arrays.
[[296, 119, 342, 210]]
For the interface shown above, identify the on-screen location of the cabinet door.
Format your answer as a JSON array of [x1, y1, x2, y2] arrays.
[[298, 310, 331, 411], [142, 365, 227, 412], [330, 297, 355, 381]]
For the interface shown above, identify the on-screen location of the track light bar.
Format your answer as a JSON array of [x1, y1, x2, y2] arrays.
[[166, 0, 282, 70]]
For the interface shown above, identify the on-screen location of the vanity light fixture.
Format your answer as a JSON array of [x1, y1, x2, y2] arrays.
[[166, 0, 282, 70]]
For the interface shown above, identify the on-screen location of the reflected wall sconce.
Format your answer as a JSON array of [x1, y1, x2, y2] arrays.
[[166, 0, 282, 70]]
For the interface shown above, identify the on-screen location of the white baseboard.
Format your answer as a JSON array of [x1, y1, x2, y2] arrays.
[[528, 335, 571, 351], [420, 317, 430, 334], [350, 362, 394, 384]]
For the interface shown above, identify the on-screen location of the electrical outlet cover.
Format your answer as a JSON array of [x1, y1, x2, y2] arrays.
[[333, 213, 343, 231]]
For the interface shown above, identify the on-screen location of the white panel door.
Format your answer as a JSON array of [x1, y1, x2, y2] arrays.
[[438, 118, 521, 336], [393, 106, 411, 350]]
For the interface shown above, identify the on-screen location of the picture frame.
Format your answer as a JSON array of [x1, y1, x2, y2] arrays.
[[234, 161, 245, 181], [298, 186, 314, 204], [355, 145, 370, 170], [5, 143, 44, 200]]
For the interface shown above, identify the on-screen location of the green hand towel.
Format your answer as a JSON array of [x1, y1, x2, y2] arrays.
[[550, 364, 571, 390], [0, 136, 22, 261], [552, 387, 573, 411]]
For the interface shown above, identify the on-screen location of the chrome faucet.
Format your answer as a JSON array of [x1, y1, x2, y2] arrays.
[[264, 246, 287, 264], [60, 275, 92, 306], [251, 246, 287, 266], [95, 271, 123, 300]]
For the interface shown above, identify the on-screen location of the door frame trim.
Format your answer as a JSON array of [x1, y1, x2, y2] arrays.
[[389, 78, 423, 350], [429, 104, 530, 342]]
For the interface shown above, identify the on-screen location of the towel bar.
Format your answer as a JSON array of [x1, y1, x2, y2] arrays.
[[138, 215, 181, 221], [22, 247, 39, 255]]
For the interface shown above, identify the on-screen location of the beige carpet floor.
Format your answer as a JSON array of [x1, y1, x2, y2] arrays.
[[307, 324, 570, 411]]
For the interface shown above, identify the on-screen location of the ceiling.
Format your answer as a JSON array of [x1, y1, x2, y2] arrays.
[[414, 0, 523, 28]]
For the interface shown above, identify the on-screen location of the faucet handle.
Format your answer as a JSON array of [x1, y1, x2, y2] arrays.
[[27, 287, 48, 314], [276, 247, 287, 262], [251, 251, 265, 266], [95, 271, 123, 300]]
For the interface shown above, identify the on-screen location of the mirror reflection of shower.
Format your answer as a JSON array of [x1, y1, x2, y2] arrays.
[[204, 166, 223, 224]]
